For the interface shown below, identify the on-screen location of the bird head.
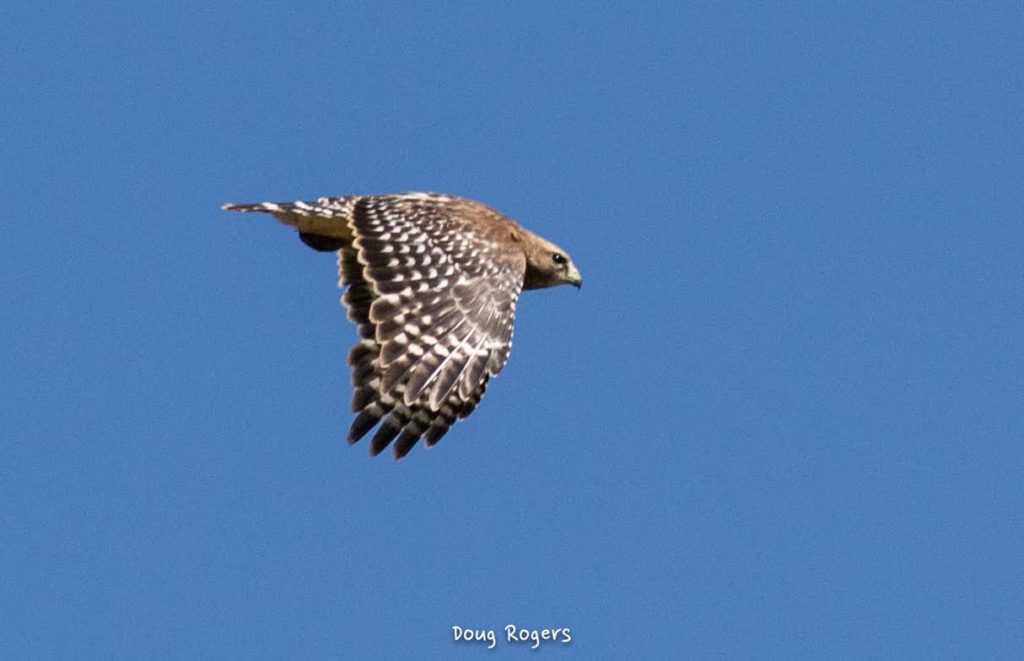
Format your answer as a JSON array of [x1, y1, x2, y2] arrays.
[[522, 234, 582, 290]]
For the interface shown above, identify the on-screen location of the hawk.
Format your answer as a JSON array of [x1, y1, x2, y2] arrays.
[[222, 192, 581, 459]]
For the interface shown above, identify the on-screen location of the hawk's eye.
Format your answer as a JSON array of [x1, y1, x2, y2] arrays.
[[552, 252, 566, 265]]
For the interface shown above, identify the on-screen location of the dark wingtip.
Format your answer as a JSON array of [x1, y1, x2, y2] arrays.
[[348, 410, 380, 445], [370, 418, 402, 456], [392, 430, 421, 460], [423, 424, 450, 448]]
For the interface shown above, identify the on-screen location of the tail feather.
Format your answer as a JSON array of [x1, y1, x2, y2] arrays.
[[221, 199, 355, 242]]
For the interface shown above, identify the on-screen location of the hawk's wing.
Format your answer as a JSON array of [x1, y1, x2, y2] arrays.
[[225, 193, 525, 458], [345, 195, 525, 458]]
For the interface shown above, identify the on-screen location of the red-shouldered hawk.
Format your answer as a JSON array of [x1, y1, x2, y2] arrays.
[[222, 192, 581, 459]]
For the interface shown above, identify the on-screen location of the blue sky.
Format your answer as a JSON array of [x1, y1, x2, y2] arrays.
[[2, 2, 1021, 658]]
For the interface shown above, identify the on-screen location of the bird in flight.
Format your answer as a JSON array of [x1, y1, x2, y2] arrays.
[[222, 192, 581, 459]]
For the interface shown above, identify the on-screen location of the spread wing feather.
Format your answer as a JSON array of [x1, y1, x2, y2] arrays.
[[224, 193, 525, 458]]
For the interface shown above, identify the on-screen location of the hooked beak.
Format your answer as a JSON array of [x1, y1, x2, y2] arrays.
[[567, 265, 583, 289]]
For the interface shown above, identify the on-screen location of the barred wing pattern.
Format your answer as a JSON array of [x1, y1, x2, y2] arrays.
[[230, 194, 527, 458]]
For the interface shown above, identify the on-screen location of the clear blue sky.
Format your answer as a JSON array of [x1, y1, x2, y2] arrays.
[[3, 3, 1021, 659]]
